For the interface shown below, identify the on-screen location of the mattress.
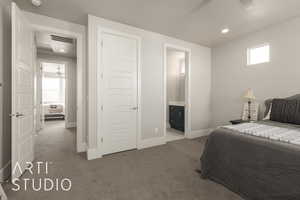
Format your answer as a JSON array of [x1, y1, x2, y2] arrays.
[[223, 122, 300, 145]]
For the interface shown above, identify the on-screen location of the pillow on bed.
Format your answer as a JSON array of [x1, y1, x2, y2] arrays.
[[270, 99, 300, 125]]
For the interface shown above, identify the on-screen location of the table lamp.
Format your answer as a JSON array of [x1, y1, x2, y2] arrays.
[[244, 89, 256, 121]]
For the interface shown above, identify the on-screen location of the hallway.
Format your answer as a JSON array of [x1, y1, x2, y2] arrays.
[[35, 121, 78, 162]]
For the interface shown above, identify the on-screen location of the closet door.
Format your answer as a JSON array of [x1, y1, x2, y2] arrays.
[[101, 32, 138, 155]]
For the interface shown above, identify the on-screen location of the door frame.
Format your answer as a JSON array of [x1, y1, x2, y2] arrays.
[[29, 20, 86, 153], [163, 43, 192, 140], [37, 59, 69, 129], [91, 27, 142, 158]]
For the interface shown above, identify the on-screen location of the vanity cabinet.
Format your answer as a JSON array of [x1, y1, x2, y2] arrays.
[[169, 105, 185, 132]]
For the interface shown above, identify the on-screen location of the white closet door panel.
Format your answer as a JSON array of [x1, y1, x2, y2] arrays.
[[102, 33, 138, 155]]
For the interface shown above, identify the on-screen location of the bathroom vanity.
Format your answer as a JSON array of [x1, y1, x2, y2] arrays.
[[169, 101, 185, 132]]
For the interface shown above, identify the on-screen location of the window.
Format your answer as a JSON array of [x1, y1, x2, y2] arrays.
[[180, 59, 185, 75], [247, 44, 270, 65], [42, 62, 65, 104], [43, 62, 65, 74]]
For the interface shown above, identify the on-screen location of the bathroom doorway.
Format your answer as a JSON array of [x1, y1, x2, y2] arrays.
[[163, 44, 191, 142]]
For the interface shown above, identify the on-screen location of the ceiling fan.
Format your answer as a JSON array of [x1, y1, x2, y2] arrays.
[[240, 0, 255, 10]]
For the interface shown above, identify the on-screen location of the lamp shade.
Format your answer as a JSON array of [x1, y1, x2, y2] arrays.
[[244, 89, 256, 100]]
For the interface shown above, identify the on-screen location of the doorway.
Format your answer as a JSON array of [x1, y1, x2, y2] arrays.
[[11, 2, 86, 180], [39, 62, 66, 127], [35, 31, 77, 152], [164, 44, 191, 142]]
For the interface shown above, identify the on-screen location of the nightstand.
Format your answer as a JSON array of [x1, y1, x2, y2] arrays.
[[230, 119, 248, 125]]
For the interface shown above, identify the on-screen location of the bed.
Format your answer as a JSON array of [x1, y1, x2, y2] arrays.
[[200, 94, 300, 200], [43, 104, 65, 120]]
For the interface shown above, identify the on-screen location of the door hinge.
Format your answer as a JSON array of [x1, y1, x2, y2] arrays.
[[101, 105, 103, 111], [101, 137, 103, 143], [101, 73, 103, 79]]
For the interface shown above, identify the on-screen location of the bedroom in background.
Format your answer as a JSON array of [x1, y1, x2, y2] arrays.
[[35, 32, 77, 130]]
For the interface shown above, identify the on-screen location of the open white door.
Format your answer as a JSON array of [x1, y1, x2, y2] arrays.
[[11, 2, 35, 179]]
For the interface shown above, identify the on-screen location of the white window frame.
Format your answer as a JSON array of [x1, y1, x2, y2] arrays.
[[42, 62, 66, 104], [247, 43, 270, 66]]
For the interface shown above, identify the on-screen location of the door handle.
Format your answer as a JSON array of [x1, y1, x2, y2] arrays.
[[131, 107, 138, 110], [9, 112, 24, 118], [16, 113, 24, 118]]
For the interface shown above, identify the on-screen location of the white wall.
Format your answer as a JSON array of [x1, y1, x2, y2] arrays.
[[37, 53, 77, 127], [211, 17, 300, 127], [88, 15, 211, 151], [0, 0, 12, 181]]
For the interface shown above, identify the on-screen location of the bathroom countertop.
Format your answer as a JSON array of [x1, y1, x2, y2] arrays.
[[168, 101, 185, 106]]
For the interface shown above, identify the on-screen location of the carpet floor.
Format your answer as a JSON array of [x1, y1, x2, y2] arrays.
[[4, 121, 243, 200]]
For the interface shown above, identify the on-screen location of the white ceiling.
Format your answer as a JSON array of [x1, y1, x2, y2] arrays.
[[35, 31, 76, 58], [15, 0, 300, 47]]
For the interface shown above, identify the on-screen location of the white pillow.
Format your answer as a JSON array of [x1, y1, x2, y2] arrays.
[[263, 103, 272, 120]]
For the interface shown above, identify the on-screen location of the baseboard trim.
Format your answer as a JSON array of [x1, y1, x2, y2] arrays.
[[66, 122, 76, 128], [87, 148, 102, 160], [86, 130, 211, 159], [187, 128, 212, 139], [0, 161, 11, 182], [138, 137, 166, 149]]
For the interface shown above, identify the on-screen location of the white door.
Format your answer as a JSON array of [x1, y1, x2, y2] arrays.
[[11, 2, 35, 179], [101, 32, 138, 155]]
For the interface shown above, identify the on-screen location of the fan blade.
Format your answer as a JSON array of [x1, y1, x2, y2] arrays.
[[189, 0, 212, 15]]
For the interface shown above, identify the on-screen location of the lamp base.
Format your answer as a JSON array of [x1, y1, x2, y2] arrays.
[[248, 100, 251, 121]]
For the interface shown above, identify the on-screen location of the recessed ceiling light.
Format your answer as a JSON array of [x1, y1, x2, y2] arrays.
[[221, 28, 230, 34], [31, 0, 42, 7]]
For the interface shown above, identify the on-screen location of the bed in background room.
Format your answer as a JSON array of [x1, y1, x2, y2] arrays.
[[200, 94, 300, 200], [43, 104, 65, 120]]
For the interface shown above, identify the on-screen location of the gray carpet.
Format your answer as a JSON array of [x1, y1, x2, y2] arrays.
[[4, 121, 243, 200]]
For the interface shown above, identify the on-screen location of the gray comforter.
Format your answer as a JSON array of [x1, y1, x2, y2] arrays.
[[200, 121, 300, 200]]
